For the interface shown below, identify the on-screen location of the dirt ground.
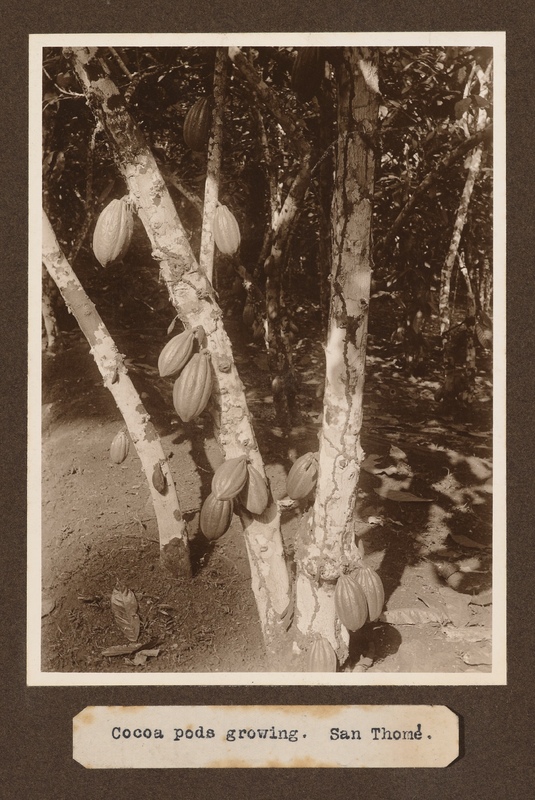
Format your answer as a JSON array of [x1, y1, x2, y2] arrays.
[[41, 305, 493, 675]]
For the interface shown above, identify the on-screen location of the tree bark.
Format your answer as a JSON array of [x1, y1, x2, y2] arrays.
[[42, 210, 191, 578], [439, 61, 492, 334], [65, 46, 291, 647], [199, 48, 228, 284], [294, 48, 379, 666]]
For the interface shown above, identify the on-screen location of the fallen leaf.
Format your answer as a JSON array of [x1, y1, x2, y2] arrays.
[[449, 533, 489, 550], [41, 597, 56, 617], [102, 644, 145, 657], [111, 585, 141, 643], [443, 628, 491, 642], [374, 487, 432, 502], [380, 607, 447, 625], [461, 644, 492, 666]]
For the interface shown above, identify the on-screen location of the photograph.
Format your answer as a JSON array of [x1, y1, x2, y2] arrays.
[[29, 32, 505, 685]]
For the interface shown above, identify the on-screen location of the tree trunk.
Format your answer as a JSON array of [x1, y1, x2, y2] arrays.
[[294, 48, 379, 667], [199, 48, 227, 284], [439, 60, 492, 335], [65, 46, 290, 648], [42, 210, 191, 579]]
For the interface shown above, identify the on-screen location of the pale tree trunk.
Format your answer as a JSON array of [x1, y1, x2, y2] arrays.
[[439, 60, 492, 335], [199, 48, 227, 284], [66, 46, 290, 648], [294, 48, 379, 666], [42, 210, 191, 579]]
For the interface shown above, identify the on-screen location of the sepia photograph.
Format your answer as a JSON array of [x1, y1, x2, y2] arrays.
[[29, 32, 505, 685]]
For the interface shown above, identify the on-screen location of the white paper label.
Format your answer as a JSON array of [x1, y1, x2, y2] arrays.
[[73, 705, 459, 768]]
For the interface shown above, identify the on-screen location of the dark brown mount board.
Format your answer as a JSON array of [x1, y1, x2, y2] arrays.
[[1, 0, 533, 798]]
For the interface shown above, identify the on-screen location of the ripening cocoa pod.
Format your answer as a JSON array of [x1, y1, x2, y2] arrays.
[[213, 205, 241, 256], [92, 197, 134, 267], [306, 637, 338, 672], [183, 96, 213, 152], [158, 329, 195, 378], [291, 47, 326, 102], [286, 452, 318, 500], [212, 456, 248, 501], [200, 492, 233, 541], [239, 464, 269, 515], [334, 573, 368, 632], [353, 565, 385, 622], [109, 429, 129, 464], [172, 350, 213, 422]]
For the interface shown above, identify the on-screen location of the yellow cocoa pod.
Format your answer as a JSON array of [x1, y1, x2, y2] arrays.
[[213, 205, 241, 256], [92, 197, 134, 267], [109, 430, 129, 464]]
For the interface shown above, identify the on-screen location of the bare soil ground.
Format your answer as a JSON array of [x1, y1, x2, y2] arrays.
[[41, 306, 493, 675]]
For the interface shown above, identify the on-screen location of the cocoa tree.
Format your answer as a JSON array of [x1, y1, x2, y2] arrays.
[[65, 45, 291, 652], [42, 209, 191, 578], [293, 48, 379, 663]]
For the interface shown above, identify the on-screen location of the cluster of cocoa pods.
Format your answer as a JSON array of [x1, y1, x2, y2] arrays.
[[306, 566, 385, 672], [158, 326, 213, 423], [200, 454, 270, 541]]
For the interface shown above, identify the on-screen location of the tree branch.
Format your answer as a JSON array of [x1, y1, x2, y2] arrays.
[[374, 123, 493, 260]]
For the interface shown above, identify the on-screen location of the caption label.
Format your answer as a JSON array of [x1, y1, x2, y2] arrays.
[[73, 704, 459, 769]]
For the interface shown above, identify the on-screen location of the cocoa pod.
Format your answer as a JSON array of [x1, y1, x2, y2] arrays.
[[200, 492, 233, 541], [213, 205, 241, 256], [152, 463, 167, 495], [109, 430, 129, 464], [286, 452, 318, 500], [183, 96, 213, 152], [92, 197, 134, 267], [239, 464, 269, 515], [334, 573, 368, 632], [306, 638, 337, 672], [157, 329, 195, 378], [291, 47, 325, 102], [353, 565, 385, 622], [172, 350, 213, 422], [212, 456, 248, 501]]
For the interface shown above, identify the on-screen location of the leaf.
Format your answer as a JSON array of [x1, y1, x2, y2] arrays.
[[41, 597, 56, 617], [374, 487, 432, 502], [102, 644, 145, 657], [449, 533, 489, 550], [443, 628, 491, 643], [380, 607, 447, 625], [461, 644, 492, 666], [454, 97, 472, 119], [111, 585, 141, 642]]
